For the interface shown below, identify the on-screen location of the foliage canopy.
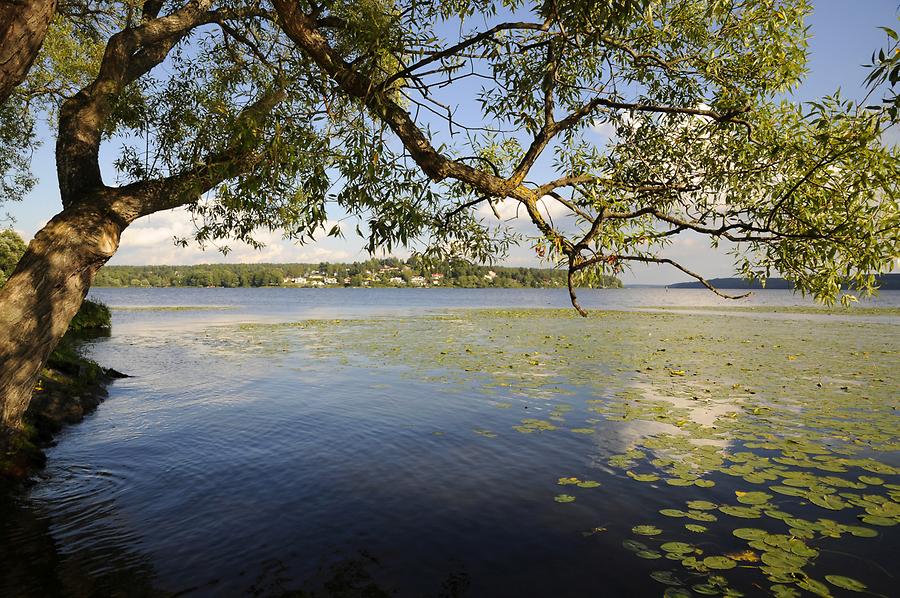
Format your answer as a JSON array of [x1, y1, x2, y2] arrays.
[[4, 0, 899, 310], [0, 229, 26, 286]]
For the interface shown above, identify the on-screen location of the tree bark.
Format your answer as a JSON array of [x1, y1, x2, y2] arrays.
[[0, 0, 57, 103], [0, 203, 125, 432]]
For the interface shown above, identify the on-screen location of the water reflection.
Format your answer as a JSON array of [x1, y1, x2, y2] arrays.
[[0, 486, 160, 597], [608, 383, 740, 453], [242, 553, 472, 598], [3, 289, 898, 597]]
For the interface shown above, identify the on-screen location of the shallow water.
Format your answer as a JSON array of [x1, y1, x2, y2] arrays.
[[2, 288, 898, 597]]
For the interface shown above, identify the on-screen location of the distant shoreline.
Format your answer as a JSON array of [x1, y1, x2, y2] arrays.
[[668, 274, 900, 291], [92, 260, 622, 290]]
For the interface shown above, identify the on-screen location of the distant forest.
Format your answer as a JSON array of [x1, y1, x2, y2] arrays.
[[93, 258, 623, 289]]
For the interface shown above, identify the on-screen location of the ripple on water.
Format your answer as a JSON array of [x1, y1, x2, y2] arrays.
[[23, 463, 148, 581], [5, 295, 898, 597]]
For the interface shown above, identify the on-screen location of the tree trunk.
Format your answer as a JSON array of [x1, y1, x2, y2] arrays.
[[0, 0, 57, 103], [0, 203, 124, 434]]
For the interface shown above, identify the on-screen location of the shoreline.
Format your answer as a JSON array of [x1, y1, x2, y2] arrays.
[[0, 301, 123, 484], [0, 344, 124, 483]]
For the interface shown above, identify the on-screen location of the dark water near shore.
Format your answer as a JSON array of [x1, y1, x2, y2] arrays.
[[2, 289, 899, 597]]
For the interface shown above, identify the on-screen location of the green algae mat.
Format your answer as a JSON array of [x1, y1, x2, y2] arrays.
[[231, 309, 899, 597]]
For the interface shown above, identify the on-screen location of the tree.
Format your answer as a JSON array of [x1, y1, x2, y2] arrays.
[[865, 19, 900, 121], [273, 0, 897, 312], [0, 0, 56, 103], [0, 1, 898, 439], [0, 0, 61, 224], [0, 229, 26, 286], [0, 0, 299, 433]]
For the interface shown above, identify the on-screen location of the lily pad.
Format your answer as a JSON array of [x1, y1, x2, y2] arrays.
[[660, 509, 688, 518], [808, 494, 847, 511], [685, 524, 708, 533], [702, 556, 737, 570], [844, 525, 878, 538], [627, 471, 660, 482], [623, 539, 648, 552], [719, 505, 762, 519], [650, 570, 683, 586], [735, 491, 772, 505], [632, 524, 663, 536], [761, 550, 806, 569], [824, 575, 866, 592], [732, 527, 767, 540], [660, 542, 693, 554], [787, 540, 818, 558], [762, 565, 797, 584], [770, 585, 801, 598], [692, 583, 720, 595], [665, 478, 695, 487], [686, 510, 718, 522], [858, 476, 884, 485], [770, 486, 808, 497], [859, 514, 896, 526], [797, 578, 832, 597]]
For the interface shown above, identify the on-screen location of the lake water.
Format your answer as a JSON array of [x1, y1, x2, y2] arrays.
[[2, 288, 898, 597]]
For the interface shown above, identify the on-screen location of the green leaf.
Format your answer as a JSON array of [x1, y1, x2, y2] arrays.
[[824, 575, 867, 592], [702, 556, 737, 570], [632, 525, 663, 536]]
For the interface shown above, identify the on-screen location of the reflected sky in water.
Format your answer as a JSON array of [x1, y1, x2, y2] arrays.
[[2, 289, 898, 597]]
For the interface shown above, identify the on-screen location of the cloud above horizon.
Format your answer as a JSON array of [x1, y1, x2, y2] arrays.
[[109, 208, 358, 265]]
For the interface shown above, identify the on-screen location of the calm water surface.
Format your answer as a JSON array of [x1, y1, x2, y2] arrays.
[[1, 288, 898, 597]]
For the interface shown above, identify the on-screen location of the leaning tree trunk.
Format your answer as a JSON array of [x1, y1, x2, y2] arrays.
[[0, 203, 124, 434], [0, 0, 57, 103]]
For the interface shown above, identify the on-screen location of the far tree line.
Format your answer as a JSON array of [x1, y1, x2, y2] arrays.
[[92, 258, 622, 289]]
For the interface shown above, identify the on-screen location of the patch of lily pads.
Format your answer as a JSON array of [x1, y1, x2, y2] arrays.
[[226, 308, 899, 597]]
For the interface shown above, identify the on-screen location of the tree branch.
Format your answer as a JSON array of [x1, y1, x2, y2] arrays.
[[568, 253, 750, 315], [124, 87, 288, 219], [378, 20, 550, 91]]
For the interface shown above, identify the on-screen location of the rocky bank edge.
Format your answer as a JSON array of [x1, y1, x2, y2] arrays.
[[0, 301, 125, 482]]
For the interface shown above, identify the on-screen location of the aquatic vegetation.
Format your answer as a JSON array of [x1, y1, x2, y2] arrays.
[[650, 305, 900, 316], [823, 575, 866, 592], [206, 308, 898, 596]]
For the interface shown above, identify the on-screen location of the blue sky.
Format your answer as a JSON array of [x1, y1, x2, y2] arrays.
[[7, 1, 898, 284]]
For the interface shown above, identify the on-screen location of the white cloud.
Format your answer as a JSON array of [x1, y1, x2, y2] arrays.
[[590, 120, 617, 139], [476, 195, 572, 223], [118, 210, 195, 248], [110, 208, 357, 265]]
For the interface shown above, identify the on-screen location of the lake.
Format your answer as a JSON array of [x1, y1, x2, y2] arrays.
[[2, 288, 898, 597]]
